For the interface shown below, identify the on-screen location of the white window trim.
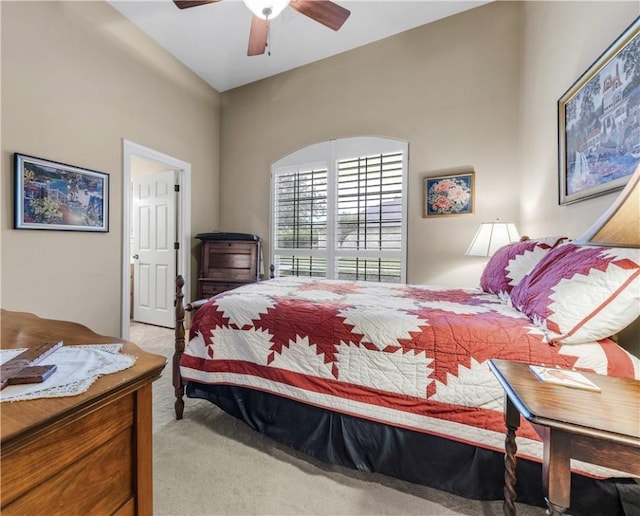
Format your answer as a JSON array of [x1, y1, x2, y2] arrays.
[[271, 137, 408, 282]]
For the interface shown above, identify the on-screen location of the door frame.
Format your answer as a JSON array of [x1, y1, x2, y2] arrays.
[[121, 139, 191, 339]]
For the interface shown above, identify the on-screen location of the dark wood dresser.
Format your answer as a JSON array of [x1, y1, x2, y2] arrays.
[[196, 233, 261, 298], [1, 309, 166, 515]]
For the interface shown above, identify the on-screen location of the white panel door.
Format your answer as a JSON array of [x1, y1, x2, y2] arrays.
[[133, 170, 176, 327]]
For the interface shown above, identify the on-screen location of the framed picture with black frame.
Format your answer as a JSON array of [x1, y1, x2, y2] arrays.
[[558, 17, 640, 205], [423, 170, 475, 217], [14, 153, 109, 232]]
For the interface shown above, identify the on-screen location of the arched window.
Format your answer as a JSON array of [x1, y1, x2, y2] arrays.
[[271, 137, 408, 283]]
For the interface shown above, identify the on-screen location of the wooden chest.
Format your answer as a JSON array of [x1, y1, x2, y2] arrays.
[[197, 236, 261, 298], [1, 310, 166, 516]]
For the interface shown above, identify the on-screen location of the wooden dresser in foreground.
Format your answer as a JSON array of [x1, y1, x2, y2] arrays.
[[1, 309, 166, 516]]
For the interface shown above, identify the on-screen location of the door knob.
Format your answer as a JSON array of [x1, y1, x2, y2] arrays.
[[133, 254, 139, 259]]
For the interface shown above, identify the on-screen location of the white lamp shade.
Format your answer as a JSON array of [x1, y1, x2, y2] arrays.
[[466, 222, 520, 257], [244, 0, 290, 19], [575, 163, 640, 248]]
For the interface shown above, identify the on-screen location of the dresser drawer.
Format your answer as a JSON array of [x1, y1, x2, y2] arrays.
[[201, 240, 260, 283], [1, 393, 135, 514], [199, 280, 248, 298], [3, 430, 133, 515]]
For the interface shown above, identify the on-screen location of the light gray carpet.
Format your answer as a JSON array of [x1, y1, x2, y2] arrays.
[[130, 322, 545, 516]]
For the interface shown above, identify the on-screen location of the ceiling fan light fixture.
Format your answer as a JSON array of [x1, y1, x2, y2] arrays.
[[243, 0, 289, 20]]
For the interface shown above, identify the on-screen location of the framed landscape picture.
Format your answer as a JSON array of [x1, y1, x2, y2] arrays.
[[423, 171, 474, 217], [14, 153, 109, 232], [558, 17, 640, 205]]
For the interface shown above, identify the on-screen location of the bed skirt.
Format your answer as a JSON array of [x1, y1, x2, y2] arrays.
[[186, 382, 639, 515]]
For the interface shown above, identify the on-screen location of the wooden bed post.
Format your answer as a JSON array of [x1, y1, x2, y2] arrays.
[[174, 267, 274, 419], [173, 275, 186, 420]]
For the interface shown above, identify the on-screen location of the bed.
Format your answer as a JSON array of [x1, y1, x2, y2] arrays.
[[173, 238, 640, 514]]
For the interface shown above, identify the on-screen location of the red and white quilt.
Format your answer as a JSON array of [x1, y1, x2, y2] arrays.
[[181, 277, 640, 477]]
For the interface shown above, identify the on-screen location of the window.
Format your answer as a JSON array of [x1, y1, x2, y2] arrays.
[[272, 137, 408, 283]]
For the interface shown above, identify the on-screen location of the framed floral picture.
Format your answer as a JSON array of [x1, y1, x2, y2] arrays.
[[423, 171, 475, 217], [14, 153, 109, 232]]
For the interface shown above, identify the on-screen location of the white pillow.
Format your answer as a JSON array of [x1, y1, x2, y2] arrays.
[[510, 243, 640, 344]]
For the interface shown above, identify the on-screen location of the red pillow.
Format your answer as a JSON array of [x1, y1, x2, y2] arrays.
[[480, 237, 567, 296], [510, 243, 640, 344]]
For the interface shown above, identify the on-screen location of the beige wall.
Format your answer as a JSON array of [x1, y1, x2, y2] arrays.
[[220, 1, 523, 287], [519, 1, 639, 238], [1, 1, 221, 336], [2, 1, 638, 335], [220, 1, 640, 288]]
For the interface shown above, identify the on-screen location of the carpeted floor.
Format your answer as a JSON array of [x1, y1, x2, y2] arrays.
[[130, 322, 545, 516]]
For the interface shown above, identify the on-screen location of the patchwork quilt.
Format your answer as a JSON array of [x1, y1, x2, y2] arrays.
[[181, 277, 640, 478]]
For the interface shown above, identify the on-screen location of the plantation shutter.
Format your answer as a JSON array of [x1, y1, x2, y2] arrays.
[[273, 166, 328, 277], [272, 138, 407, 282], [335, 151, 404, 282]]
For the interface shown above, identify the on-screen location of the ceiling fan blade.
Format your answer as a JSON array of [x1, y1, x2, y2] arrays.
[[289, 0, 350, 31], [248, 16, 268, 56], [173, 0, 222, 9]]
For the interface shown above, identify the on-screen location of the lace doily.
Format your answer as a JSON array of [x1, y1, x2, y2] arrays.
[[0, 344, 136, 402]]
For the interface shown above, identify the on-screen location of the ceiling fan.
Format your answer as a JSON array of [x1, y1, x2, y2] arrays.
[[173, 0, 351, 56]]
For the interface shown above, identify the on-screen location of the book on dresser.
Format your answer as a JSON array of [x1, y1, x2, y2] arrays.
[[196, 231, 262, 298]]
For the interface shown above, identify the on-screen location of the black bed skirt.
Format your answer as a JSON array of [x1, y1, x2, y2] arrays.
[[186, 382, 639, 515]]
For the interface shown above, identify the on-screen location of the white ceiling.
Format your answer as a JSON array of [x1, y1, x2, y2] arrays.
[[108, 0, 490, 92]]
